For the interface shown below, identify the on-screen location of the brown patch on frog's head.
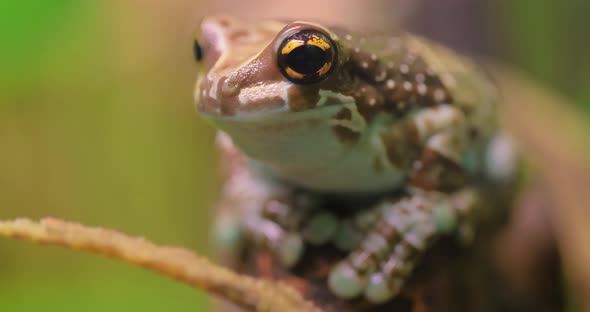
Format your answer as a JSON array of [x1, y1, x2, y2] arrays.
[[194, 16, 349, 119]]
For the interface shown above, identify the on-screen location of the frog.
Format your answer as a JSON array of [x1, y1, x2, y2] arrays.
[[193, 15, 518, 304]]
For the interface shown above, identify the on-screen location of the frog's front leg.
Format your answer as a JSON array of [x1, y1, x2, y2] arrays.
[[328, 188, 480, 303], [213, 133, 337, 267], [328, 105, 481, 303]]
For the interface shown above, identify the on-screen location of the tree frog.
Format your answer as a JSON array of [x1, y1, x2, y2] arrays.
[[193, 15, 518, 304]]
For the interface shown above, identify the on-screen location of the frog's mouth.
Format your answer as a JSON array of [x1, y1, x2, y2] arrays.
[[198, 89, 359, 124], [200, 98, 343, 130], [196, 76, 294, 118]]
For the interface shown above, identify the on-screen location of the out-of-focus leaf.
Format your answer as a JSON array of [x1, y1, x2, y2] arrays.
[[490, 63, 590, 310], [0, 1, 80, 83]]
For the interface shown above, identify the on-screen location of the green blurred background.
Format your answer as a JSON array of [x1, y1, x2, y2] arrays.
[[0, 1, 588, 311]]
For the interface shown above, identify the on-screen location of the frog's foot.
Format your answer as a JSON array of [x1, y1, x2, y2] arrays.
[[328, 189, 478, 303], [243, 194, 339, 268]]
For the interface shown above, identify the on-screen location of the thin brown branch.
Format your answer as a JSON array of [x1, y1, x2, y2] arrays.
[[0, 218, 323, 312]]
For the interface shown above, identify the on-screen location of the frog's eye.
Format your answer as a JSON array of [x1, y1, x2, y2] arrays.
[[193, 39, 203, 62], [277, 29, 337, 84]]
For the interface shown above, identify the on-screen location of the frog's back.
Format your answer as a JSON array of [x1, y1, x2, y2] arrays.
[[331, 27, 498, 138], [323, 27, 503, 189]]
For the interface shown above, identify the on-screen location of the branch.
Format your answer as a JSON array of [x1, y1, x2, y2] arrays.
[[0, 218, 323, 312]]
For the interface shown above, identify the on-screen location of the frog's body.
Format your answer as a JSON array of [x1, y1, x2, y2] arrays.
[[195, 15, 517, 304]]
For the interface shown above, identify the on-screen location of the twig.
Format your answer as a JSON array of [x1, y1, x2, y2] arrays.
[[0, 218, 324, 312]]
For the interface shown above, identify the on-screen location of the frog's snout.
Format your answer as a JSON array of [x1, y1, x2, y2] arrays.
[[197, 16, 235, 69]]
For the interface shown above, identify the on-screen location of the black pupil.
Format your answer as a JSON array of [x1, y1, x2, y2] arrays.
[[286, 45, 329, 75], [193, 40, 203, 61]]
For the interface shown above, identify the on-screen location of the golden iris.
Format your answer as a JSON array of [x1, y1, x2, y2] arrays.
[[277, 29, 336, 84]]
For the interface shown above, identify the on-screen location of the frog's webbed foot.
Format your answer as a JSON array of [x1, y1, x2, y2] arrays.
[[328, 188, 479, 303], [215, 183, 332, 267], [243, 193, 341, 267]]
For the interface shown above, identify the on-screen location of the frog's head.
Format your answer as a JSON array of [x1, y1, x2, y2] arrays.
[[195, 15, 350, 115], [194, 16, 379, 191]]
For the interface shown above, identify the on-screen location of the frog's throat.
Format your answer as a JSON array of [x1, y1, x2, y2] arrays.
[[204, 91, 406, 193]]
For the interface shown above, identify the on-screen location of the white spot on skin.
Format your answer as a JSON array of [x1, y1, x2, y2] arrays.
[[370, 54, 378, 61], [344, 34, 353, 41], [361, 62, 369, 69], [386, 79, 396, 89], [353, 47, 361, 54], [433, 89, 447, 102], [486, 134, 518, 182], [400, 64, 410, 75], [416, 84, 428, 96], [375, 70, 387, 82], [403, 81, 413, 92], [368, 98, 377, 106], [413, 105, 464, 141]]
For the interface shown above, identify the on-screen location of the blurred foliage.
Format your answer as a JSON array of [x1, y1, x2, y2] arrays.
[[0, 1, 588, 311], [495, 0, 590, 114], [1, 1, 214, 311], [0, 1, 78, 84]]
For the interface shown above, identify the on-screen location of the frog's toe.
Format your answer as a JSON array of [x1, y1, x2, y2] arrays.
[[277, 232, 305, 267], [245, 216, 305, 267], [327, 245, 418, 303], [333, 204, 383, 251], [365, 272, 402, 304], [332, 219, 365, 251], [212, 211, 242, 251], [328, 262, 366, 299], [361, 228, 430, 303], [241, 194, 322, 267], [327, 195, 442, 302], [302, 212, 339, 245]]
